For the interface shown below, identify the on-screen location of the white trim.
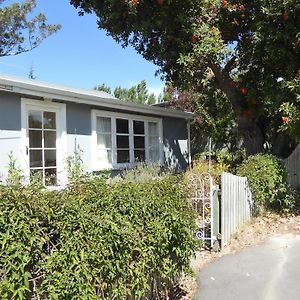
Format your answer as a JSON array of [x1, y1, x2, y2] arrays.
[[21, 98, 67, 185], [0, 74, 193, 119], [91, 110, 163, 170]]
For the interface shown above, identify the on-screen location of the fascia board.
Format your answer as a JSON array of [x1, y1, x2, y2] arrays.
[[0, 75, 194, 119]]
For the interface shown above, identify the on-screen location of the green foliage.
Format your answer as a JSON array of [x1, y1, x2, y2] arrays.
[[237, 154, 295, 214], [6, 151, 24, 186], [66, 145, 84, 184], [0, 176, 198, 299], [112, 163, 166, 184], [71, 0, 300, 157], [94, 80, 160, 105], [0, 0, 61, 57]]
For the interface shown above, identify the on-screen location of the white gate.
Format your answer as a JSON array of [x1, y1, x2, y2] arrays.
[[189, 173, 219, 249], [221, 172, 252, 249]]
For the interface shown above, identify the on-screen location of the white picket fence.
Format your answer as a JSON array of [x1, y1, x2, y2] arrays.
[[284, 144, 300, 189], [221, 172, 252, 249]]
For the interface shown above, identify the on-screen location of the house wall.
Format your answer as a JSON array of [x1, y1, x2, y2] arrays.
[[0, 92, 190, 182], [0, 91, 23, 181], [65, 102, 92, 173], [162, 117, 189, 170]]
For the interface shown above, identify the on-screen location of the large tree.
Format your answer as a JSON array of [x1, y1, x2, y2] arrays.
[[70, 0, 300, 157], [0, 0, 61, 57], [94, 80, 159, 104]]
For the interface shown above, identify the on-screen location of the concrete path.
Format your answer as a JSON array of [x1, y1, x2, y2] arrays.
[[196, 234, 300, 300]]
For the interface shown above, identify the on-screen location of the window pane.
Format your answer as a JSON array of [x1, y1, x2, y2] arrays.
[[133, 120, 144, 134], [45, 150, 56, 167], [97, 149, 112, 164], [149, 122, 158, 136], [97, 133, 112, 148], [97, 117, 111, 133], [134, 150, 145, 162], [30, 150, 43, 168], [29, 130, 42, 148], [117, 135, 129, 148], [44, 112, 56, 129], [44, 131, 56, 148], [30, 169, 43, 182], [149, 147, 160, 162], [149, 136, 159, 147], [45, 168, 57, 186], [134, 136, 145, 149], [116, 119, 129, 133], [117, 150, 130, 163], [29, 111, 42, 129]]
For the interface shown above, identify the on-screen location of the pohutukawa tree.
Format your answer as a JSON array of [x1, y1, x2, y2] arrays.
[[0, 0, 61, 57], [70, 0, 300, 157]]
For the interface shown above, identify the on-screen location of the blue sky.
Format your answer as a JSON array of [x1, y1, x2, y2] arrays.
[[0, 0, 165, 95]]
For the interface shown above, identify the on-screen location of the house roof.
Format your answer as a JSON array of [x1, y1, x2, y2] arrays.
[[0, 74, 193, 120]]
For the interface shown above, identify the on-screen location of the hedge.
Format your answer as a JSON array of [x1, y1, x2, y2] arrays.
[[237, 154, 295, 214], [0, 175, 198, 299]]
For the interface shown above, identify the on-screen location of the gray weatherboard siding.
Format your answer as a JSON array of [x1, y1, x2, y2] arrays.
[[0, 91, 21, 131], [0, 91, 189, 173]]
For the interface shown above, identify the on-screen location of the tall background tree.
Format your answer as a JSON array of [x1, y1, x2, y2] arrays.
[[0, 0, 61, 57], [70, 0, 300, 158], [94, 80, 164, 104]]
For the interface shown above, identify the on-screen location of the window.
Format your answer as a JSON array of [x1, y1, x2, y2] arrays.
[[21, 98, 67, 186], [28, 110, 57, 185], [92, 111, 162, 170]]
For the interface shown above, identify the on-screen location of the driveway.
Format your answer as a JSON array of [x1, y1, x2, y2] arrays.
[[196, 234, 300, 300]]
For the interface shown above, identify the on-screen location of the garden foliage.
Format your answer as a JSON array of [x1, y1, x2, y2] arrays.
[[237, 154, 295, 214], [0, 175, 198, 299]]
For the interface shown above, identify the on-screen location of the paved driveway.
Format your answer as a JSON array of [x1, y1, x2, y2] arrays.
[[196, 234, 300, 300]]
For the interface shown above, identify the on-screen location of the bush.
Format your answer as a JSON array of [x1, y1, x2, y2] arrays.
[[0, 176, 198, 299], [237, 154, 295, 214]]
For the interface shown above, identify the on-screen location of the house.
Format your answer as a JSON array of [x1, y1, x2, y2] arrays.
[[0, 74, 193, 186]]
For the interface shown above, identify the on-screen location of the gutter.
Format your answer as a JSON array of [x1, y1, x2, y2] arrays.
[[0, 75, 194, 120]]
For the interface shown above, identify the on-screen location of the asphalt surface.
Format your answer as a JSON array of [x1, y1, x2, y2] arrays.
[[196, 234, 300, 300]]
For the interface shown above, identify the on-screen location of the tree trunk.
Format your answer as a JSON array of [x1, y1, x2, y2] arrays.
[[238, 119, 265, 155]]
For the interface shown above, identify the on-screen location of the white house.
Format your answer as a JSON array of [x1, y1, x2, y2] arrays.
[[0, 74, 193, 186]]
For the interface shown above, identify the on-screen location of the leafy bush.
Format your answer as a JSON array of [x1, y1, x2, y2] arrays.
[[237, 154, 295, 214], [110, 163, 167, 184], [0, 176, 198, 299]]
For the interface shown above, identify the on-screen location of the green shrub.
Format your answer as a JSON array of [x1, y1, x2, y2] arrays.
[[0, 176, 198, 299], [237, 154, 295, 214]]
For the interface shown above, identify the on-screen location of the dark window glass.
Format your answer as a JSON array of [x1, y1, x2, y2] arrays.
[[134, 136, 145, 149], [117, 150, 130, 163], [45, 150, 56, 167], [116, 119, 129, 133], [117, 135, 129, 148], [44, 131, 56, 148], [29, 111, 42, 129], [29, 130, 42, 148], [29, 150, 43, 168], [133, 120, 144, 134], [134, 150, 145, 162], [45, 168, 57, 186], [44, 112, 56, 129]]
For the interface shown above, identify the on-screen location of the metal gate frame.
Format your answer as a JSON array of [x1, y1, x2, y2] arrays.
[[189, 173, 219, 249]]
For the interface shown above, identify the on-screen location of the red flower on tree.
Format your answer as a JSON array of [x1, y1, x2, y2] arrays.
[[282, 116, 289, 123], [191, 34, 199, 43], [240, 87, 248, 95]]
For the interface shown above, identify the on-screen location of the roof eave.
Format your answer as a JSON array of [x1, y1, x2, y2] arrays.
[[0, 76, 194, 119]]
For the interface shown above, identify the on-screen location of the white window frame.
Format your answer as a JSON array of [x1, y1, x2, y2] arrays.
[[21, 98, 67, 185], [91, 110, 163, 170]]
